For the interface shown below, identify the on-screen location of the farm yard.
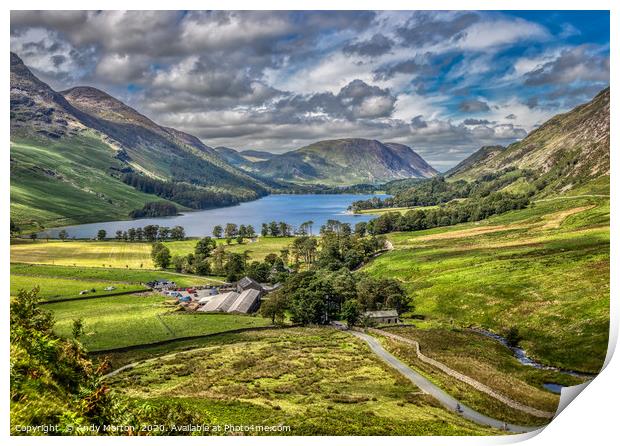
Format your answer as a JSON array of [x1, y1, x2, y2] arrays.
[[106, 327, 497, 435]]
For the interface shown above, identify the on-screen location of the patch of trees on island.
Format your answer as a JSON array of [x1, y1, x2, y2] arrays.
[[128, 201, 178, 218]]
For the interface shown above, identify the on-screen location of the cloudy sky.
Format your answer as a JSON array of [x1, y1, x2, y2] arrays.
[[10, 10, 609, 170]]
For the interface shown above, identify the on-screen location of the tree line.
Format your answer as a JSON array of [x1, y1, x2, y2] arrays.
[[363, 192, 530, 235]]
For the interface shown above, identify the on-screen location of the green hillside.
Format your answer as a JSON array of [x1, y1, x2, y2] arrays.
[[361, 187, 609, 373], [10, 133, 178, 230]]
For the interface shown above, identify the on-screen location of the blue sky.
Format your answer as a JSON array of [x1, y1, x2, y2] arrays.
[[10, 10, 610, 170]]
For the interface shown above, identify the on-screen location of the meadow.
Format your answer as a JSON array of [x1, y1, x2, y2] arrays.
[[362, 195, 610, 373], [11, 236, 297, 268], [46, 293, 272, 351], [10, 263, 223, 301], [106, 328, 496, 435]]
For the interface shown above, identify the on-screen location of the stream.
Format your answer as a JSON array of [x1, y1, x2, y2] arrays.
[[470, 328, 597, 382]]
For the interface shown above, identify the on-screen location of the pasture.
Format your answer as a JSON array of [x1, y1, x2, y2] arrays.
[[46, 293, 272, 351], [11, 236, 297, 269], [106, 328, 496, 435], [10, 263, 223, 300], [377, 326, 583, 426], [362, 195, 610, 373]]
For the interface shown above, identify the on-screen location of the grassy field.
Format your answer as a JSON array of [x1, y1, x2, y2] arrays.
[[362, 194, 609, 373], [10, 275, 145, 302], [11, 236, 297, 268], [105, 328, 496, 435], [10, 263, 223, 302], [11, 239, 154, 268], [46, 293, 272, 351], [357, 205, 439, 215], [376, 326, 584, 425]]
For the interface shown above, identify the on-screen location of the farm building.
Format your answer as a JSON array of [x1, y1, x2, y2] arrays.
[[236, 276, 263, 293], [198, 291, 240, 312], [363, 310, 400, 325], [228, 288, 261, 313]]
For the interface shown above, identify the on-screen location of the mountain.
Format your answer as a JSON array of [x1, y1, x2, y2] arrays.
[[247, 138, 438, 185], [448, 88, 610, 193], [214, 147, 252, 166], [239, 149, 276, 161], [445, 146, 505, 178], [10, 52, 268, 229]]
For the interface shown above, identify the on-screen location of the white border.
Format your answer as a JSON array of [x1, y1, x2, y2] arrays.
[[2, 2, 617, 446]]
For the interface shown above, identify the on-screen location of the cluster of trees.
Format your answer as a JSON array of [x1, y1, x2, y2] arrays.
[[365, 192, 530, 234], [128, 201, 178, 218], [167, 236, 291, 283], [260, 221, 294, 237], [212, 223, 256, 244], [121, 172, 260, 210], [261, 269, 409, 326], [107, 225, 185, 242]]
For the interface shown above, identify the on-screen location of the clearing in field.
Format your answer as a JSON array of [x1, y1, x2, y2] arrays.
[[362, 195, 609, 373], [46, 293, 272, 351], [106, 328, 496, 435]]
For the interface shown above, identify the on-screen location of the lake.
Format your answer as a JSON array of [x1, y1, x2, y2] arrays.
[[38, 193, 389, 239]]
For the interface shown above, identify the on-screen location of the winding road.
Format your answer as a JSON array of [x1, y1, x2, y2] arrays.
[[351, 331, 545, 434]]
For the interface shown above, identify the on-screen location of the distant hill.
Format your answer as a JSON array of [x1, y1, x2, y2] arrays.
[[448, 88, 610, 194], [245, 138, 438, 185]]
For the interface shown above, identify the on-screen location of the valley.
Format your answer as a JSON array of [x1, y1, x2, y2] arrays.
[[9, 51, 609, 436]]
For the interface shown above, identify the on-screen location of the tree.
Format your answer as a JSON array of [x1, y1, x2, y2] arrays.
[[135, 227, 144, 241], [10, 219, 21, 237], [58, 230, 69, 241], [172, 255, 184, 272], [260, 291, 289, 325], [212, 225, 223, 238], [143, 225, 159, 242], [224, 253, 245, 282], [72, 318, 85, 339], [97, 229, 107, 241], [115, 230, 123, 241], [245, 225, 256, 238], [279, 221, 291, 237], [158, 226, 171, 241], [127, 228, 137, 242], [170, 226, 185, 241], [261, 223, 269, 237], [29, 233, 37, 241], [236, 235, 244, 244], [341, 299, 362, 327], [238, 224, 247, 238], [224, 223, 238, 238], [354, 222, 367, 237], [505, 327, 522, 348], [299, 220, 314, 236], [268, 221, 280, 237], [151, 243, 171, 269], [194, 258, 211, 276], [195, 236, 216, 260]]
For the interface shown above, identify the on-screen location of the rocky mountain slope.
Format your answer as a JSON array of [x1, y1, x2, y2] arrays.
[[448, 88, 610, 193]]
